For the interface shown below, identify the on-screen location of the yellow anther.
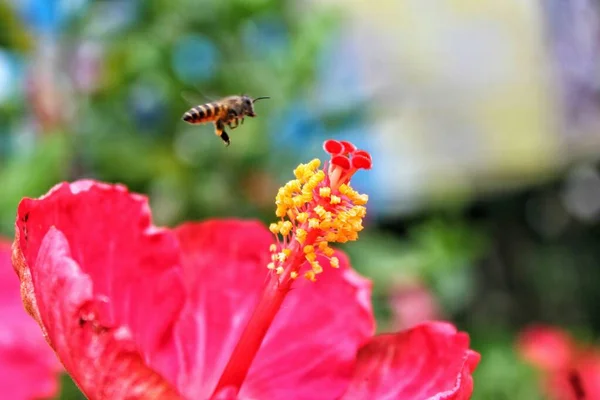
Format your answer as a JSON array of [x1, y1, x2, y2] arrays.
[[354, 194, 369, 206], [308, 218, 320, 229], [319, 220, 332, 230], [307, 158, 321, 170], [311, 261, 323, 274], [296, 228, 307, 244], [270, 159, 369, 283], [301, 193, 313, 204], [269, 223, 280, 234], [280, 221, 293, 236], [314, 205, 326, 217], [304, 270, 316, 282], [267, 262, 276, 270], [330, 257, 340, 268], [296, 212, 308, 223], [319, 187, 331, 198], [325, 231, 337, 242], [293, 196, 307, 208]]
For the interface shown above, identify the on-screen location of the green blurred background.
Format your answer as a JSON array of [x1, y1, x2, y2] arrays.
[[3, 0, 600, 398]]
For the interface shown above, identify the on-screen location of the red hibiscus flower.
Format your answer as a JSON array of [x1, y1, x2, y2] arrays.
[[0, 239, 62, 399], [518, 324, 600, 400], [11, 139, 480, 399]]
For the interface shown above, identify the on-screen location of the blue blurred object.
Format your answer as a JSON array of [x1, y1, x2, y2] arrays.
[[0, 50, 24, 105], [172, 34, 219, 84], [13, 0, 89, 36], [269, 99, 327, 150], [315, 34, 367, 111], [242, 16, 290, 58], [129, 80, 168, 132]]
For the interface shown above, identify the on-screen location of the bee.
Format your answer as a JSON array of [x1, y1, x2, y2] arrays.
[[182, 94, 270, 146]]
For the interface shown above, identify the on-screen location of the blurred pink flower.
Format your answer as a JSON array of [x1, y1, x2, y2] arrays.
[[518, 324, 600, 400], [0, 239, 62, 400], [390, 279, 442, 330], [11, 140, 480, 399]]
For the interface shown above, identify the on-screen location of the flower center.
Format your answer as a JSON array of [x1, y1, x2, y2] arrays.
[[211, 140, 372, 398]]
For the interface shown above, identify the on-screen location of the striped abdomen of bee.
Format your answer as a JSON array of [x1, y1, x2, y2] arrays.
[[182, 102, 228, 124]]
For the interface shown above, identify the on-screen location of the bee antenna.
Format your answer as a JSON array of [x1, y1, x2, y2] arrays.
[[252, 96, 271, 103]]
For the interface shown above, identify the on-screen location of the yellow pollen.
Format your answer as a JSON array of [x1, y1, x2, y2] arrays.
[[296, 212, 308, 223], [269, 223, 280, 234], [319, 187, 331, 198], [308, 218, 320, 229], [330, 257, 340, 268], [295, 228, 307, 244], [354, 194, 369, 205], [319, 220, 332, 230], [311, 261, 323, 274], [325, 231, 337, 242], [269, 157, 369, 283], [280, 221, 293, 236], [314, 205, 326, 217], [305, 252, 317, 262]]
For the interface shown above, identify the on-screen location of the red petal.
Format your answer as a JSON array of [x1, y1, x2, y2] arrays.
[[351, 155, 372, 170], [331, 155, 351, 170], [341, 322, 480, 400], [241, 251, 375, 399], [172, 220, 275, 397], [340, 140, 357, 154], [517, 325, 575, 371], [545, 352, 600, 400], [13, 181, 182, 399], [569, 352, 600, 400], [323, 139, 344, 155], [0, 239, 62, 400], [173, 224, 375, 399]]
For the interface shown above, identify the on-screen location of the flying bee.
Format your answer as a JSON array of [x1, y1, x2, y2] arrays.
[[182, 94, 270, 146]]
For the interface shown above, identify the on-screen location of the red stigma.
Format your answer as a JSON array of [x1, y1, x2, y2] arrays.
[[323, 140, 372, 189]]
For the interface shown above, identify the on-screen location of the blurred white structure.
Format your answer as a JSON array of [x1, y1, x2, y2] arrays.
[[310, 0, 600, 216]]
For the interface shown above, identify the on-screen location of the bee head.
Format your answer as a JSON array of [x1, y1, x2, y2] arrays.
[[241, 95, 270, 117]]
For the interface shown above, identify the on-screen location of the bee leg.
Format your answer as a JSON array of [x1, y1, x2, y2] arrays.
[[228, 119, 239, 130], [215, 120, 231, 146], [241, 117, 244, 125]]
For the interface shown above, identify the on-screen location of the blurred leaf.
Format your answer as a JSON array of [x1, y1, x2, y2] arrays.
[[0, 132, 71, 236]]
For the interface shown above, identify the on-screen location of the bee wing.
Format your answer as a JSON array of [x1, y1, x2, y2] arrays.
[[180, 89, 219, 106]]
